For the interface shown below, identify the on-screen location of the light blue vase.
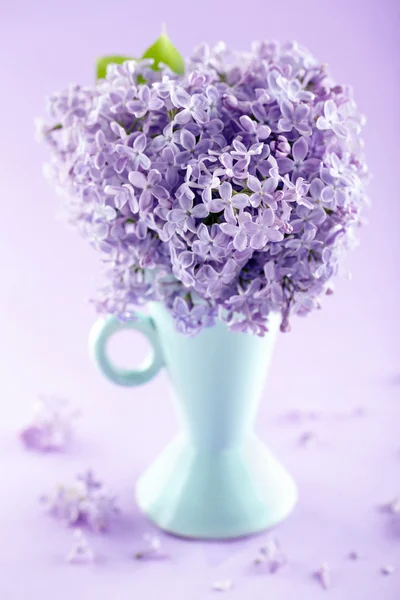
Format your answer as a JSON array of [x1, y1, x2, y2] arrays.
[[89, 302, 297, 539]]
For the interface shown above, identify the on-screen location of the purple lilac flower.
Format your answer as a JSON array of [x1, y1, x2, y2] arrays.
[[316, 99, 350, 138], [116, 133, 151, 170], [126, 84, 164, 118], [208, 182, 249, 224], [128, 169, 169, 212], [168, 191, 209, 233], [278, 100, 312, 136], [39, 40, 368, 336], [247, 175, 278, 209], [243, 209, 284, 248], [192, 223, 229, 260], [277, 137, 321, 179]]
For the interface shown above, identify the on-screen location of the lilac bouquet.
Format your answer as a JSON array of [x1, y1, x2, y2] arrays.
[[39, 34, 368, 335]]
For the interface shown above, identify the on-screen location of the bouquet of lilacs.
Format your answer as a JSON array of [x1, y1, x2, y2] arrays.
[[38, 33, 368, 335]]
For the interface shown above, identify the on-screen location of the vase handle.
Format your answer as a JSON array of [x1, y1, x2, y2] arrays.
[[89, 313, 164, 387]]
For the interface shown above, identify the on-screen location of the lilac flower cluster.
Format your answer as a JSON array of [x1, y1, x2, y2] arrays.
[[41, 470, 119, 532], [39, 41, 368, 335], [20, 395, 78, 452]]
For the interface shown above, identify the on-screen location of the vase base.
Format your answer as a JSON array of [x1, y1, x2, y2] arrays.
[[135, 435, 297, 539]]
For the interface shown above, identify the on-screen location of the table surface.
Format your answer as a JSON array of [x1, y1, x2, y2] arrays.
[[1, 0, 400, 598]]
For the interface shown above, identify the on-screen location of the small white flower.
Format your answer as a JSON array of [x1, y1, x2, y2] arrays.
[[134, 533, 167, 560], [66, 529, 95, 564], [212, 580, 233, 592]]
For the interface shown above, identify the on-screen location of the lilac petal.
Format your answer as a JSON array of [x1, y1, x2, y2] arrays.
[[220, 153, 233, 169], [243, 221, 258, 235], [174, 151, 191, 166], [173, 296, 189, 316], [234, 229, 247, 251], [303, 158, 321, 173], [219, 181, 232, 202], [316, 116, 330, 130], [193, 240, 209, 255], [278, 118, 293, 132], [332, 123, 348, 138], [128, 171, 147, 189], [139, 189, 153, 212], [128, 194, 139, 213], [298, 196, 314, 210], [134, 133, 147, 153], [321, 186, 334, 202], [280, 100, 294, 119], [266, 229, 284, 242], [232, 193, 249, 209], [277, 158, 294, 174], [295, 104, 310, 120], [262, 208, 274, 226], [147, 169, 161, 185], [220, 223, 238, 236], [192, 204, 209, 218], [174, 110, 191, 125], [262, 177, 278, 193], [104, 185, 122, 196], [309, 206, 327, 224], [247, 175, 261, 193], [171, 88, 191, 109], [138, 153, 151, 170], [232, 140, 247, 154], [178, 192, 193, 211], [197, 223, 211, 243], [115, 156, 128, 174], [292, 137, 308, 163], [310, 178, 325, 199], [114, 191, 128, 209], [208, 199, 225, 212], [250, 230, 266, 249], [240, 115, 256, 133], [179, 251, 194, 268], [126, 100, 145, 116], [152, 185, 169, 201], [224, 204, 236, 224], [324, 99, 337, 120], [180, 129, 196, 151], [168, 209, 186, 223]]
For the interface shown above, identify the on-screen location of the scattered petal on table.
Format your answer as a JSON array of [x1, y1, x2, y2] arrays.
[[378, 496, 400, 514], [212, 580, 233, 592], [380, 565, 395, 576], [313, 563, 331, 590], [66, 529, 95, 564], [298, 431, 317, 447], [134, 533, 169, 560], [254, 537, 287, 573]]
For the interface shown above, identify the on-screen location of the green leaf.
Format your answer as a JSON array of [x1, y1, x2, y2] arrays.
[[142, 27, 184, 75], [96, 55, 133, 80]]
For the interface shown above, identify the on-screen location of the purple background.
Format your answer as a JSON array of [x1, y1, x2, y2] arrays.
[[1, 0, 400, 597]]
